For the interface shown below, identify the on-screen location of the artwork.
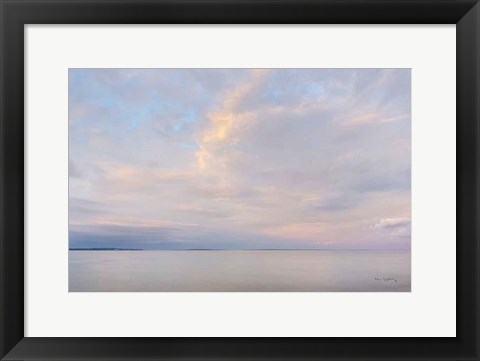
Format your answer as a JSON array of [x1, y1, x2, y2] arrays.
[[69, 68, 411, 292]]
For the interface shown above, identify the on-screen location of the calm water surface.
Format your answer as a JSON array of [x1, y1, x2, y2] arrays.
[[69, 250, 410, 292]]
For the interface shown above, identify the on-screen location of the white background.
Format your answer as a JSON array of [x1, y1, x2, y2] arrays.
[[25, 25, 456, 337]]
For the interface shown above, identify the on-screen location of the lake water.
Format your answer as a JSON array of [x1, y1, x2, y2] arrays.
[[69, 250, 410, 292]]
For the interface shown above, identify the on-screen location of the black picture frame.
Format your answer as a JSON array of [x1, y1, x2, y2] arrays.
[[1, 0, 478, 360]]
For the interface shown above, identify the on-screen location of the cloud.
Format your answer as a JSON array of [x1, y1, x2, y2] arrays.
[[69, 69, 411, 249], [68, 158, 82, 178], [307, 193, 362, 212], [69, 198, 106, 224], [373, 217, 411, 238], [196, 70, 269, 171], [69, 220, 321, 250]]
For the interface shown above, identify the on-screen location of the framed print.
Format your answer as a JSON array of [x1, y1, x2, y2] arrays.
[[0, 0, 478, 360]]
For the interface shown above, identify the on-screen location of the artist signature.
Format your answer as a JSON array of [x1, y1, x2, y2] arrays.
[[375, 277, 398, 283]]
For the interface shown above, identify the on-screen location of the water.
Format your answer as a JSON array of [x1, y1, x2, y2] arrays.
[[69, 250, 410, 292]]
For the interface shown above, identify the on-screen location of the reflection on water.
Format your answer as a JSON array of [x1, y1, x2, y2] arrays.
[[69, 250, 410, 292]]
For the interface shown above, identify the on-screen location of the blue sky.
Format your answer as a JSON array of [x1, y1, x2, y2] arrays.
[[69, 69, 411, 249]]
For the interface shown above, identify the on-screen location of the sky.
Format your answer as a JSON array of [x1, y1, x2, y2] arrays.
[[69, 69, 411, 250]]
